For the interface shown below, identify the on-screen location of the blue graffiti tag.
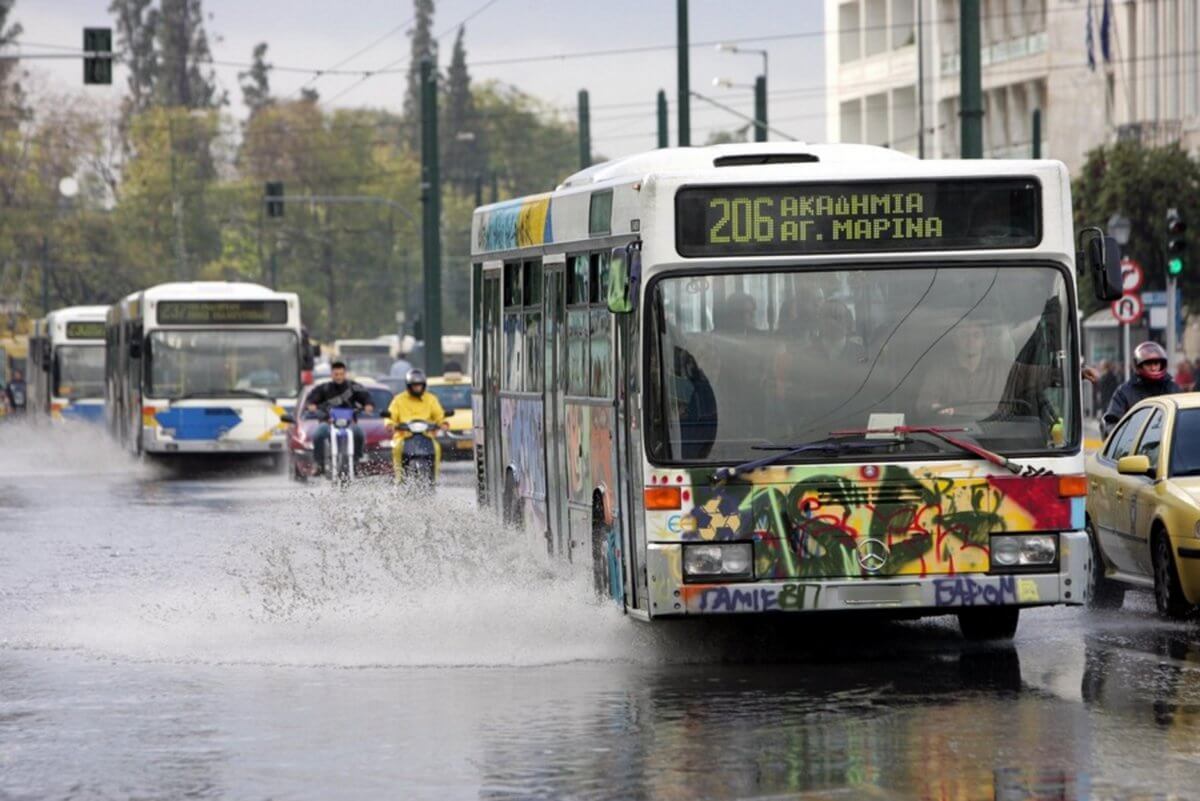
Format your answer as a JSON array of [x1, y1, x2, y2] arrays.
[[933, 576, 1017, 607], [697, 587, 779, 612]]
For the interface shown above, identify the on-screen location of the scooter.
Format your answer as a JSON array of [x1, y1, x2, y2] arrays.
[[385, 410, 452, 491]]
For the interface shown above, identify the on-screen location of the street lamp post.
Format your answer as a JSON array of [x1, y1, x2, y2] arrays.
[[716, 43, 768, 142]]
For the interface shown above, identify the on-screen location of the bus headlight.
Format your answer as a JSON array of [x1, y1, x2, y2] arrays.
[[683, 543, 753, 582], [989, 534, 1057, 571]]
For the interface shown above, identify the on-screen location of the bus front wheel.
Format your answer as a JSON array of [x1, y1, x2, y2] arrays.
[[957, 607, 1019, 641]]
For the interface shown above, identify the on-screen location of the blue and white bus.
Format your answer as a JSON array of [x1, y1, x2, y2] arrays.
[[28, 305, 108, 424], [106, 282, 303, 458]]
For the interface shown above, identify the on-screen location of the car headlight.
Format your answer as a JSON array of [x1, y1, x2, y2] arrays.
[[683, 543, 753, 582], [989, 534, 1058, 571]]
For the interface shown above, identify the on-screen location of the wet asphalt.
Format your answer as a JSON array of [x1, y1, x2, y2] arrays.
[[1, 423, 1198, 801]]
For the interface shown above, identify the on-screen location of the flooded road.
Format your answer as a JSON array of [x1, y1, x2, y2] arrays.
[[2, 424, 1200, 800]]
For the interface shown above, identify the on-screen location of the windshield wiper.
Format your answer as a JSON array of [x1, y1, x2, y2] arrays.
[[713, 437, 897, 482], [169, 388, 276, 403], [831, 425, 1022, 475]]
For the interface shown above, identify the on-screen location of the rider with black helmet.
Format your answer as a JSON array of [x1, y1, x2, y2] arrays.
[[1103, 342, 1183, 432]]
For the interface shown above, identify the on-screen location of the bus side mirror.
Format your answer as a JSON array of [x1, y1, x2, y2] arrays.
[[607, 243, 641, 314], [40, 341, 50, 370], [1078, 227, 1123, 302], [129, 340, 142, 359]]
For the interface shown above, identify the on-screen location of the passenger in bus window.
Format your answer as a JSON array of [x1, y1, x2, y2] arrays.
[[814, 300, 866, 364], [715, 292, 759, 336], [918, 320, 1009, 420]]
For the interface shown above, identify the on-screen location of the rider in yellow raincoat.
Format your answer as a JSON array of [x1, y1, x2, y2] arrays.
[[386, 368, 447, 482]]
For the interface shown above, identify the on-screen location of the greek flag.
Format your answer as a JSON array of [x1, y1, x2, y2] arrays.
[[1086, 0, 1096, 71]]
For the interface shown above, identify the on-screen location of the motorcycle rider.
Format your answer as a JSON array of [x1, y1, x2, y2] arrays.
[[305, 361, 374, 475], [1103, 341, 1183, 434], [385, 368, 447, 482]]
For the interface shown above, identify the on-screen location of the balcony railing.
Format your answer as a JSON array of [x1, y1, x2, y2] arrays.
[[941, 31, 1047, 75], [1115, 120, 1184, 147]]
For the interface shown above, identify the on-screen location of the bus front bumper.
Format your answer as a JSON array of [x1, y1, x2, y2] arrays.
[[142, 437, 287, 455], [646, 530, 1088, 617]]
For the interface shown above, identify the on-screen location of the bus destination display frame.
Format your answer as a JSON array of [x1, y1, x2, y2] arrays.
[[675, 177, 1042, 258], [156, 300, 288, 325], [64, 321, 106, 339]]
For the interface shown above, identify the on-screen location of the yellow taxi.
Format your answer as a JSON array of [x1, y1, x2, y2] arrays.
[[1086, 393, 1200, 618], [426, 372, 474, 459]]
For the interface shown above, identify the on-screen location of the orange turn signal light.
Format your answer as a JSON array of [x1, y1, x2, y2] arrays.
[[1058, 475, 1088, 497], [644, 486, 682, 510]]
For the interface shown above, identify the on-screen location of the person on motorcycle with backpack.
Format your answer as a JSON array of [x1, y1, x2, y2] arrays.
[[1102, 341, 1183, 435], [385, 368, 447, 483], [305, 361, 374, 475]]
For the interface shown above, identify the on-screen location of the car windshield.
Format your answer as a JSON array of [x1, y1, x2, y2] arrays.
[[429, 383, 471, 410], [647, 264, 1076, 463], [147, 330, 299, 399], [54, 345, 105, 399], [1171, 409, 1200, 476]]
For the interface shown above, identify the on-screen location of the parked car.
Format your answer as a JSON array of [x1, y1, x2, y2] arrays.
[[378, 371, 474, 459], [1085, 393, 1200, 618], [285, 379, 395, 481]]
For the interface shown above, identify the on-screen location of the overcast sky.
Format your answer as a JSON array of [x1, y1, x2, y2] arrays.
[[16, 0, 827, 157]]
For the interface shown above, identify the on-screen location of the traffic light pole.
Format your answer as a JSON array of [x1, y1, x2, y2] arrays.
[[420, 57, 444, 376], [1168, 275, 1178, 363]]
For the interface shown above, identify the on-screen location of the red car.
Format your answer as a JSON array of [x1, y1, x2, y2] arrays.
[[286, 379, 396, 481]]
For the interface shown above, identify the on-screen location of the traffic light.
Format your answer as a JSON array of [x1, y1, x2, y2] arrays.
[[264, 181, 284, 218], [1167, 207, 1187, 275], [83, 28, 112, 85]]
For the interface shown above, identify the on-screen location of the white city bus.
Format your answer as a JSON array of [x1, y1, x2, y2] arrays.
[[106, 282, 303, 458], [471, 142, 1122, 639], [333, 336, 401, 379], [28, 305, 108, 423]]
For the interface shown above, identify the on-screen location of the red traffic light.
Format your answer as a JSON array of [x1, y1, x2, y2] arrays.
[[1167, 208, 1187, 236]]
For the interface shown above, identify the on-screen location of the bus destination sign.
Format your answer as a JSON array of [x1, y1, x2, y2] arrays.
[[65, 321, 105, 339], [675, 178, 1041, 257], [157, 300, 288, 325]]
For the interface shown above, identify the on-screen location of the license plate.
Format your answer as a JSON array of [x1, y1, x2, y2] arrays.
[[840, 583, 922, 607]]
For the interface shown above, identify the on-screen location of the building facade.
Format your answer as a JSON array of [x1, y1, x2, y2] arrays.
[[825, 0, 1200, 171]]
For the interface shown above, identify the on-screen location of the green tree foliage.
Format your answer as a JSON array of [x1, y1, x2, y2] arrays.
[[474, 82, 579, 198], [0, 0, 23, 121], [109, 0, 158, 121], [239, 42, 272, 116], [403, 0, 436, 152], [155, 0, 223, 108], [1073, 141, 1200, 312], [441, 26, 486, 193]]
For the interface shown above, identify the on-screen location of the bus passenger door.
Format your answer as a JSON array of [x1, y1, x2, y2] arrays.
[[614, 309, 639, 610], [481, 267, 504, 513], [542, 258, 568, 556]]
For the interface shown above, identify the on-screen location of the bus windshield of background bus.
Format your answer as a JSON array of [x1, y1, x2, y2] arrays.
[[54, 345, 104, 399], [147, 330, 299, 399], [339, 348, 393, 380], [647, 265, 1075, 463]]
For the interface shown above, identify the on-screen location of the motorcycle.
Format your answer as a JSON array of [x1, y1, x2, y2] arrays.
[[322, 405, 364, 486], [384, 409, 453, 491]]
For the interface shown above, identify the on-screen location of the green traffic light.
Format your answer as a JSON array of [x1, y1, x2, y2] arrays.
[[1168, 257, 1184, 275]]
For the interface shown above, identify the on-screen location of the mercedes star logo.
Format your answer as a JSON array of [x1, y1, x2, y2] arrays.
[[856, 538, 890, 573]]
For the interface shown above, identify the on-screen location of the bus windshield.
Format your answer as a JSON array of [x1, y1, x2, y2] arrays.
[[55, 345, 105, 399], [147, 330, 299, 399], [339, 348, 392, 379], [647, 264, 1076, 463]]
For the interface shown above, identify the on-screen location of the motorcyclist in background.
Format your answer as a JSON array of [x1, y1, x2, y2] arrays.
[[1102, 342, 1182, 435], [386, 368, 447, 482], [305, 361, 374, 475]]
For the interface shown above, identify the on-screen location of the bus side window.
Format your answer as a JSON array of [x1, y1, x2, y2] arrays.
[[589, 251, 612, 399], [503, 261, 524, 391], [567, 254, 589, 396]]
